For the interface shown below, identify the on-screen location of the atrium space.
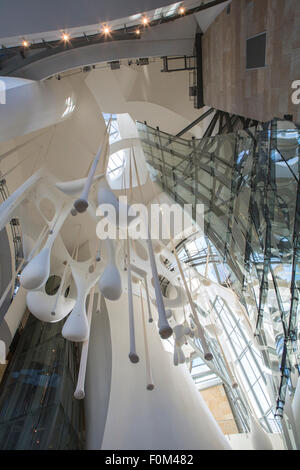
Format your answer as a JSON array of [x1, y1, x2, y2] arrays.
[[0, 0, 299, 453]]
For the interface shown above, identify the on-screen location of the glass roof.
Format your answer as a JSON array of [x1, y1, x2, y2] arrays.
[[176, 233, 281, 433], [103, 113, 126, 180]]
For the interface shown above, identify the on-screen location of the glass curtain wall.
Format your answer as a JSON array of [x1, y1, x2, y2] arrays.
[[0, 314, 84, 450], [137, 119, 300, 427]]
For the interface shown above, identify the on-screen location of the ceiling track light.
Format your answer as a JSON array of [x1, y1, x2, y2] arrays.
[[103, 25, 111, 36], [14, 5, 194, 57], [62, 33, 70, 42]]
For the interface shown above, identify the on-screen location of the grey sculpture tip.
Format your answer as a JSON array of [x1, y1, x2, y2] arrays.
[[204, 352, 213, 361], [129, 352, 139, 364], [159, 325, 173, 339], [147, 384, 155, 391], [74, 199, 89, 213]]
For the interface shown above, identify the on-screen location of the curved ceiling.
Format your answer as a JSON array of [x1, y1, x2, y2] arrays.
[[0, 0, 175, 38]]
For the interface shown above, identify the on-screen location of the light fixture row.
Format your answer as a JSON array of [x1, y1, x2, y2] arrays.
[[21, 5, 186, 48]]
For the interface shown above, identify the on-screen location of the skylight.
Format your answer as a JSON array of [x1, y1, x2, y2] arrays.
[[103, 113, 126, 180]]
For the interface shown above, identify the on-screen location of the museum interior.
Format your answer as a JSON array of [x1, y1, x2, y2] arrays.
[[0, 0, 299, 450]]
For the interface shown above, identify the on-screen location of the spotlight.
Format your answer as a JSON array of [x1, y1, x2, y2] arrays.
[[22, 39, 29, 48], [62, 33, 70, 42], [142, 16, 149, 26], [103, 25, 111, 35], [136, 29, 141, 35], [179, 6, 185, 15]]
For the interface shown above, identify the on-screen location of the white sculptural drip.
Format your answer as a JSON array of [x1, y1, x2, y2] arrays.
[[140, 284, 154, 390], [173, 324, 187, 366], [146, 236, 173, 340], [0, 170, 43, 232], [170, 238, 213, 361], [20, 203, 70, 290], [98, 238, 122, 301], [126, 238, 139, 363], [144, 278, 153, 323], [74, 285, 96, 399], [62, 264, 100, 342], [74, 119, 111, 213]]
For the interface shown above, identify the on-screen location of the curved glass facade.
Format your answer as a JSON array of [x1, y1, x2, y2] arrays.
[[137, 118, 300, 436]]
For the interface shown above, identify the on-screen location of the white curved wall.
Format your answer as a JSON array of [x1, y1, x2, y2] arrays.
[[85, 292, 230, 450], [85, 62, 204, 136], [0, 76, 81, 143]]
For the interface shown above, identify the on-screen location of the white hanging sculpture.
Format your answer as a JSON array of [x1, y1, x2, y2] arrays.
[[20, 205, 70, 290], [62, 265, 100, 342], [173, 324, 186, 366], [146, 236, 173, 340], [74, 286, 96, 399], [126, 239, 139, 363], [22, 233, 37, 260], [74, 120, 110, 213], [166, 309, 173, 319], [97, 178, 136, 228], [26, 291, 75, 323], [95, 240, 101, 262], [0, 170, 43, 232], [140, 285, 154, 390], [173, 346, 179, 366], [151, 284, 187, 310], [98, 238, 122, 301], [170, 239, 212, 361], [144, 278, 153, 323], [26, 261, 75, 323], [56, 173, 104, 197], [249, 414, 273, 450], [20, 246, 52, 290]]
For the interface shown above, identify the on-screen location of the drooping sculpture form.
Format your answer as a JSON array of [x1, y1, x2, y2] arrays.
[[98, 238, 122, 301], [146, 236, 173, 340], [126, 238, 139, 363], [20, 205, 70, 290], [74, 119, 110, 213], [74, 285, 96, 399], [62, 264, 100, 342]]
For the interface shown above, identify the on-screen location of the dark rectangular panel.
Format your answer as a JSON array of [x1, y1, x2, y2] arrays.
[[246, 32, 266, 69]]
